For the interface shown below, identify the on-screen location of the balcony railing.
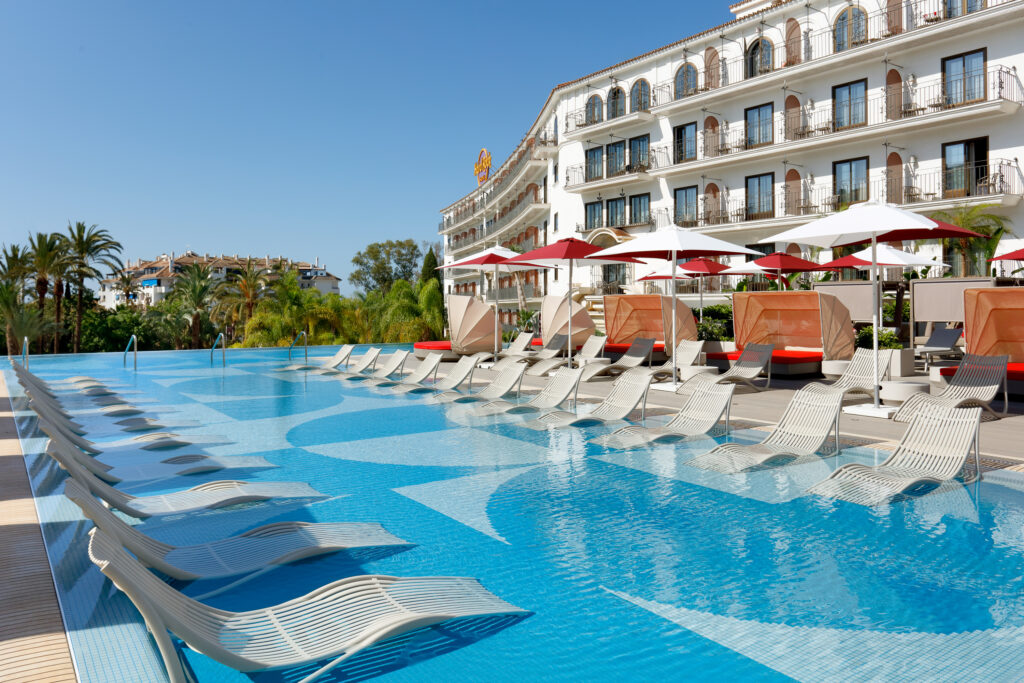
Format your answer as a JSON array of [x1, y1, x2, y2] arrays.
[[648, 66, 1021, 170], [649, 0, 1018, 108], [488, 283, 538, 302], [660, 159, 1021, 229], [449, 193, 547, 252]]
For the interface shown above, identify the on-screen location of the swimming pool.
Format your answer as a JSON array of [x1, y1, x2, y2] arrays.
[[9, 346, 1024, 682]]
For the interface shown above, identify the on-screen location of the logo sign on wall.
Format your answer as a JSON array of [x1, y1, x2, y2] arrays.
[[474, 148, 492, 185]]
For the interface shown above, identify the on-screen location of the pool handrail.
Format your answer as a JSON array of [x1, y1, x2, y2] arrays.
[[211, 332, 226, 367], [288, 330, 308, 364], [123, 334, 137, 370], [21, 336, 29, 368]]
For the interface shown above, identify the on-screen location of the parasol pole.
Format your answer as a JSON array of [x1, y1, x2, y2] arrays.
[[699, 276, 704, 322], [871, 234, 881, 409], [494, 263, 500, 355], [567, 259, 574, 369], [671, 248, 678, 389]]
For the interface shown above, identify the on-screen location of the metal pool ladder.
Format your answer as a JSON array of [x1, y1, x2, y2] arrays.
[[21, 336, 29, 368], [123, 334, 137, 370], [288, 331, 307, 364], [211, 332, 226, 366]]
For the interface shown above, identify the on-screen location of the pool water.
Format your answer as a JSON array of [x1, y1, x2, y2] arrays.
[[8, 346, 1024, 682]]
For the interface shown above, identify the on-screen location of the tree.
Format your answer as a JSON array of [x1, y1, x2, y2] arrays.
[[0, 281, 19, 356], [215, 258, 268, 342], [116, 272, 139, 305], [419, 247, 441, 289], [1, 244, 31, 303], [931, 204, 1013, 276], [27, 231, 68, 354], [66, 222, 123, 353], [348, 239, 421, 293], [170, 263, 220, 349]]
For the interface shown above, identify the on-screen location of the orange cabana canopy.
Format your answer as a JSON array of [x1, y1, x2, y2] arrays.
[[540, 295, 596, 348], [732, 291, 855, 360], [603, 295, 698, 354], [964, 288, 1024, 361], [446, 294, 496, 355]]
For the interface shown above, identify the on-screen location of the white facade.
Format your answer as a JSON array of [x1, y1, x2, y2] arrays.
[[439, 0, 1024, 325]]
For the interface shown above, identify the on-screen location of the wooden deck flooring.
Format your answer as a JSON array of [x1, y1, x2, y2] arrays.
[[0, 371, 77, 682]]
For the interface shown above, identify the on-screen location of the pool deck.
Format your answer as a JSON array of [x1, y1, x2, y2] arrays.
[[0, 371, 77, 683]]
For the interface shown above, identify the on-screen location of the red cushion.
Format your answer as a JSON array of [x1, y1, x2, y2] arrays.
[[413, 341, 452, 351], [942, 362, 1024, 381], [706, 349, 823, 365], [603, 342, 666, 354]]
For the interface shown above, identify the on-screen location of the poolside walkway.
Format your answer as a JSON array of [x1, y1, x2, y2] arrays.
[[0, 371, 77, 683]]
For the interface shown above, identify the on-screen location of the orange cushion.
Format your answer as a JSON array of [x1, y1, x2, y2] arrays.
[[941, 362, 1024, 381], [604, 342, 665, 355], [706, 350, 823, 365], [414, 341, 452, 351]]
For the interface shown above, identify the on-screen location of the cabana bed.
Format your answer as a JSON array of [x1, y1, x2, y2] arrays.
[[938, 288, 1024, 393], [413, 295, 494, 360], [601, 294, 698, 358]]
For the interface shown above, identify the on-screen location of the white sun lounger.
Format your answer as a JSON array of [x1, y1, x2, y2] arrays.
[[322, 347, 381, 377], [680, 343, 774, 394], [39, 422, 272, 483], [526, 335, 605, 377], [46, 443, 323, 519], [802, 347, 892, 401], [591, 381, 735, 449], [507, 334, 568, 364], [579, 338, 655, 382], [345, 350, 409, 382], [389, 353, 488, 395], [683, 387, 845, 473], [65, 479, 410, 587], [915, 326, 963, 369], [496, 331, 534, 358], [522, 367, 653, 429], [473, 366, 585, 416], [368, 352, 443, 388], [895, 353, 1009, 422], [87, 528, 528, 683], [433, 362, 527, 404], [808, 405, 982, 506], [649, 340, 705, 382], [279, 344, 355, 372]]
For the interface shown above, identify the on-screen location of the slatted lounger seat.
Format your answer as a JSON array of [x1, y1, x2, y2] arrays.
[[39, 421, 273, 483], [683, 388, 845, 473], [802, 347, 893, 401], [65, 479, 410, 585], [591, 382, 735, 449], [649, 340, 705, 382], [320, 347, 381, 377], [473, 366, 585, 416], [522, 368, 653, 429], [432, 362, 527, 404], [368, 352, 443, 388], [897, 353, 1009, 422], [87, 528, 530, 683], [496, 331, 534, 358], [915, 327, 963, 369], [509, 334, 569, 365], [526, 335, 606, 377], [45, 442, 323, 519], [389, 353, 488, 394], [304, 344, 356, 373], [808, 406, 982, 506], [345, 350, 409, 382], [681, 343, 774, 394], [579, 338, 655, 382]]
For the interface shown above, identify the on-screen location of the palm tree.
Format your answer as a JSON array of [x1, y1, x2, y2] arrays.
[[50, 235, 72, 354], [27, 232, 67, 353], [1, 244, 31, 303], [930, 204, 1013, 276], [170, 263, 220, 349], [116, 272, 139, 305], [215, 258, 267, 342], [66, 222, 123, 353], [0, 281, 20, 356]]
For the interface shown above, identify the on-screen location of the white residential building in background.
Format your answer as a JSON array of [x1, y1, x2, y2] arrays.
[[98, 251, 341, 309], [439, 0, 1024, 327]]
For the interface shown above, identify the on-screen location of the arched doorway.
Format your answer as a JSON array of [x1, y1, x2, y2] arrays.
[[785, 168, 802, 215], [886, 69, 903, 121], [887, 152, 904, 204], [704, 47, 720, 89], [784, 95, 802, 140], [703, 116, 721, 158], [704, 183, 722, 224], [785, 243, 802, 257], [885, 0, 903, 36], [589, 231, 629, 294], [785, 19, 801, 66]]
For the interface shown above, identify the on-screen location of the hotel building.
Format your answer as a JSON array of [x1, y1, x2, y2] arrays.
[[438, 0, 1024, 327], [98, 251, 341, 309]]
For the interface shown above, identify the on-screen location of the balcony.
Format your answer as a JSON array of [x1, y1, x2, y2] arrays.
[[487, 283, 540, 303], [448, 193, 550, 254], [579, 211, 659, 234], [565, 156, 653, 192], [648, 66, 1022, 177], [662, 159, 1022, 233], [649, 0, 1021, 114], [564, 106, 655, 138]]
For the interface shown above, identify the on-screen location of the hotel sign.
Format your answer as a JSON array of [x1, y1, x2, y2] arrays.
[[474, 148, 492, 185]]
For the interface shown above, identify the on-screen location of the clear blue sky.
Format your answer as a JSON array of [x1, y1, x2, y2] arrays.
[[0, 1, 732, 292]]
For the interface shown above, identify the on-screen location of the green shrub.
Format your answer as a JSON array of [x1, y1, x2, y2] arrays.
[[697, 303, 732, 321], [856, 326, 902, 350], [697, 319, 732, 342], [882, 300, 911, 326]]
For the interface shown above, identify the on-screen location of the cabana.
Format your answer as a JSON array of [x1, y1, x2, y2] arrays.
[[941, 287, 1024, 392], [603, 294, 698, 357], [413, 295, 495, 359], [539, 295, 595, 349], [706, 291, 855, 375]]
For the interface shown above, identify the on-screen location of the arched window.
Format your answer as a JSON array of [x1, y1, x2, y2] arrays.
[[608, 87, 626, 119], [674, 64, 698, 99], [785, 19, 801, 66], [745, 38, 773, 78], [704, 47, 721, 89], [630, 79, 651, 112], [834, 7, 867, 53], [585, 95, 603, 125]]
